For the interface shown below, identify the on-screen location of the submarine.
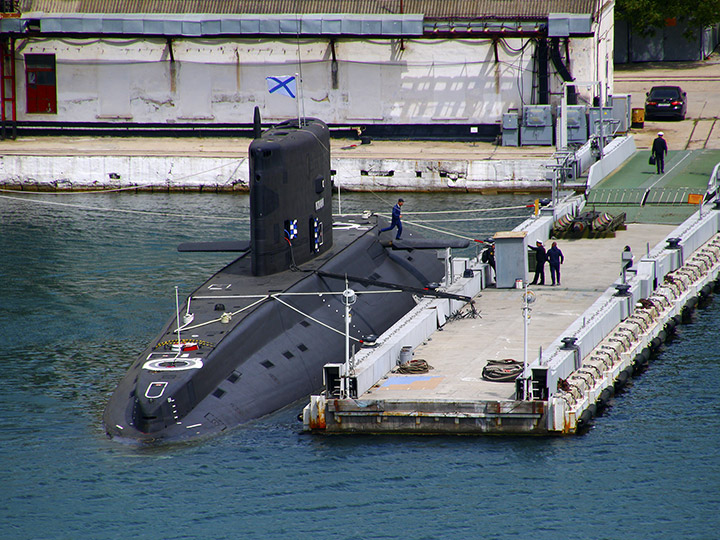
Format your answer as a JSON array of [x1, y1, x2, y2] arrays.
[[103, 116, 468, 443]]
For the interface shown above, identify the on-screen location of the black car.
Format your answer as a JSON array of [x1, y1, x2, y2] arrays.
[[645, 86, 687, 120]]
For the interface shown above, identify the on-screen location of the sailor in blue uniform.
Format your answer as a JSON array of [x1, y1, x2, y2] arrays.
[[547, 241, 564, 286], [379, 198, 404, 239], [528, 240, 547, 285], [651, 131, 668, 174]]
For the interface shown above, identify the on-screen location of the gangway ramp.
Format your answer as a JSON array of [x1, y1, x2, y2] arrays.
[[587, 149, 720, 224]]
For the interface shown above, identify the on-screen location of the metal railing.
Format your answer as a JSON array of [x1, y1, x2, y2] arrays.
[[586, 188, 645, 206]]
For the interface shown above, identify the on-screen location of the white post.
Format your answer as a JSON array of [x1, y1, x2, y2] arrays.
[[521, 284, 536, 400], [598, 82, 605, 158], [342, 287, 356, 398], [175, 286, 181, 346], [523, 282, 529, 376], [552, 170, 558, 222], [444, 248, 452, 286], [560, 83, 568, 150], [295, 72, 302, 127], [337, 181, 342, 215], [345, 295, 350, 373]]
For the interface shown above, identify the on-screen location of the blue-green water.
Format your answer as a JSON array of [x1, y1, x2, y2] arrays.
[[2, 192, 720, 540]]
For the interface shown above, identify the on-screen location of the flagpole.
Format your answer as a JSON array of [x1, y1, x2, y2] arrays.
[[299, 73, 306, 126], [295, 72, 302, 127]]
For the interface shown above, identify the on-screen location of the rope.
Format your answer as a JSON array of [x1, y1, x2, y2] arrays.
[[178, 290, 404, 333], [176, 295, 270, 332], [219, 158, 247, 187], [403, 205, 531, 214], [192, 294, 269, 299], [0, 194, 248, 221], [446, 305, 480, 322], [379, 217, 476, 242], [482, 359, 523, 382], [396, 359, 433, 374], [372, 209, 533, 242], [278, 290, 404, 296], [381, 216, 494, 243], [0, 185, 156, 195], [271, 294, 362, 342], [410, 215, 532, 223]]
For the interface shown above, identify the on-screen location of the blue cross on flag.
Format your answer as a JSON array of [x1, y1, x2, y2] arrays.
[[266, 75, 297, 99]]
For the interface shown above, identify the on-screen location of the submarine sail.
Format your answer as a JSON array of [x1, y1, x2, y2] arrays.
[[103, 118, 450, 443]]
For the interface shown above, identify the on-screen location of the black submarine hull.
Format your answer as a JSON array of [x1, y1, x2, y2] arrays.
[[102, 118, 447, 443], [103, 227, 445, 443]]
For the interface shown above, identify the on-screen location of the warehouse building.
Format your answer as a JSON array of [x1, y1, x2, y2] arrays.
[[0, 0, 614, 140]]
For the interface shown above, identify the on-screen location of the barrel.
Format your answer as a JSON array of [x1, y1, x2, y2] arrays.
[[399, 346, 413, 365], [631, 108, 644, 128]]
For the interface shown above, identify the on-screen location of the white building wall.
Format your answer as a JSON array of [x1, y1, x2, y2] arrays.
[[16, 36, 542, 126], [13, 8, 613, 129], [560, 2, 615, 107]]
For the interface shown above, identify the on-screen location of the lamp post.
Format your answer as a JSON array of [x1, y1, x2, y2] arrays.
[[521, 284, 535, 399], [341, 286, 357, 398]]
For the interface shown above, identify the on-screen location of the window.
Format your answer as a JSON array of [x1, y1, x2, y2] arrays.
[[25, 54, 56, 114]]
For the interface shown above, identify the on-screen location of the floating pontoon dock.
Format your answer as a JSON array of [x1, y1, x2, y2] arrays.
[[303, 196, 720, 435]]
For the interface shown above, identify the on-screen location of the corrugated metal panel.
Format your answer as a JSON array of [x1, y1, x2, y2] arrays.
[[548, 13, 593, 36], [0, 19, 24, 32], [408, 0, 601, 19], [22, 13, 425, 36], [18, 0, 602, 18]]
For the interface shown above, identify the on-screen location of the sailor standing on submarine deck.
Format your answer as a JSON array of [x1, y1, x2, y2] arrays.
[[379, 198, 404, 240]]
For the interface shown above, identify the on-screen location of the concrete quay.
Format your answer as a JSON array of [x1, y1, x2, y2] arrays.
[[1, 117, 717, 194], [0, 134, 557, 193], [2, 56, 720, 192], [303, 206, 720, 435], [0, 117, 716, 193]]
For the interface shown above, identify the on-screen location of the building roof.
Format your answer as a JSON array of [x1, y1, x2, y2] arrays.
[[15, 0, 603, 20], [2, 0, 604, 37]]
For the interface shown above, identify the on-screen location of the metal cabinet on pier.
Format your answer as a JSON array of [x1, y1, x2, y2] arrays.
[[502, 110, 519, 146], [492, 230, 528, 288], [588, 106, 613, 138], [564, 105, 588, 145], [520, 105, 553, 146]]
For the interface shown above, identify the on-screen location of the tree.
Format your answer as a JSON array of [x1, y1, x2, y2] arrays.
[[616, 0, 720, 35]]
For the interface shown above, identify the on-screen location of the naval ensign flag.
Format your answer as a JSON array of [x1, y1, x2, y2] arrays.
[[266, 75, 297, 98]]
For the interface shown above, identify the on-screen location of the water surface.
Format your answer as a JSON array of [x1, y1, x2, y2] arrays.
[[2, 192, 719, 540]]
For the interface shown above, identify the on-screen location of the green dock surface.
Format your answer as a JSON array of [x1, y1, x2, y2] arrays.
[[588, 149, 720, 224]]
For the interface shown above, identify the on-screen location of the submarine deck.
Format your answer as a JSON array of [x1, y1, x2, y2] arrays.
[[177, 217, 375, 321]]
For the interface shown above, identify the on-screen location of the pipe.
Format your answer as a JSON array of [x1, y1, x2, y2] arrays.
[[330, 39, 338, 89], [550, 37, 577, 105], [537, 38, 549, 104]]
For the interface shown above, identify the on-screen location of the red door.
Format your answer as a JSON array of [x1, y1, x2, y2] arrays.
[[25, 54, 56, 114]]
